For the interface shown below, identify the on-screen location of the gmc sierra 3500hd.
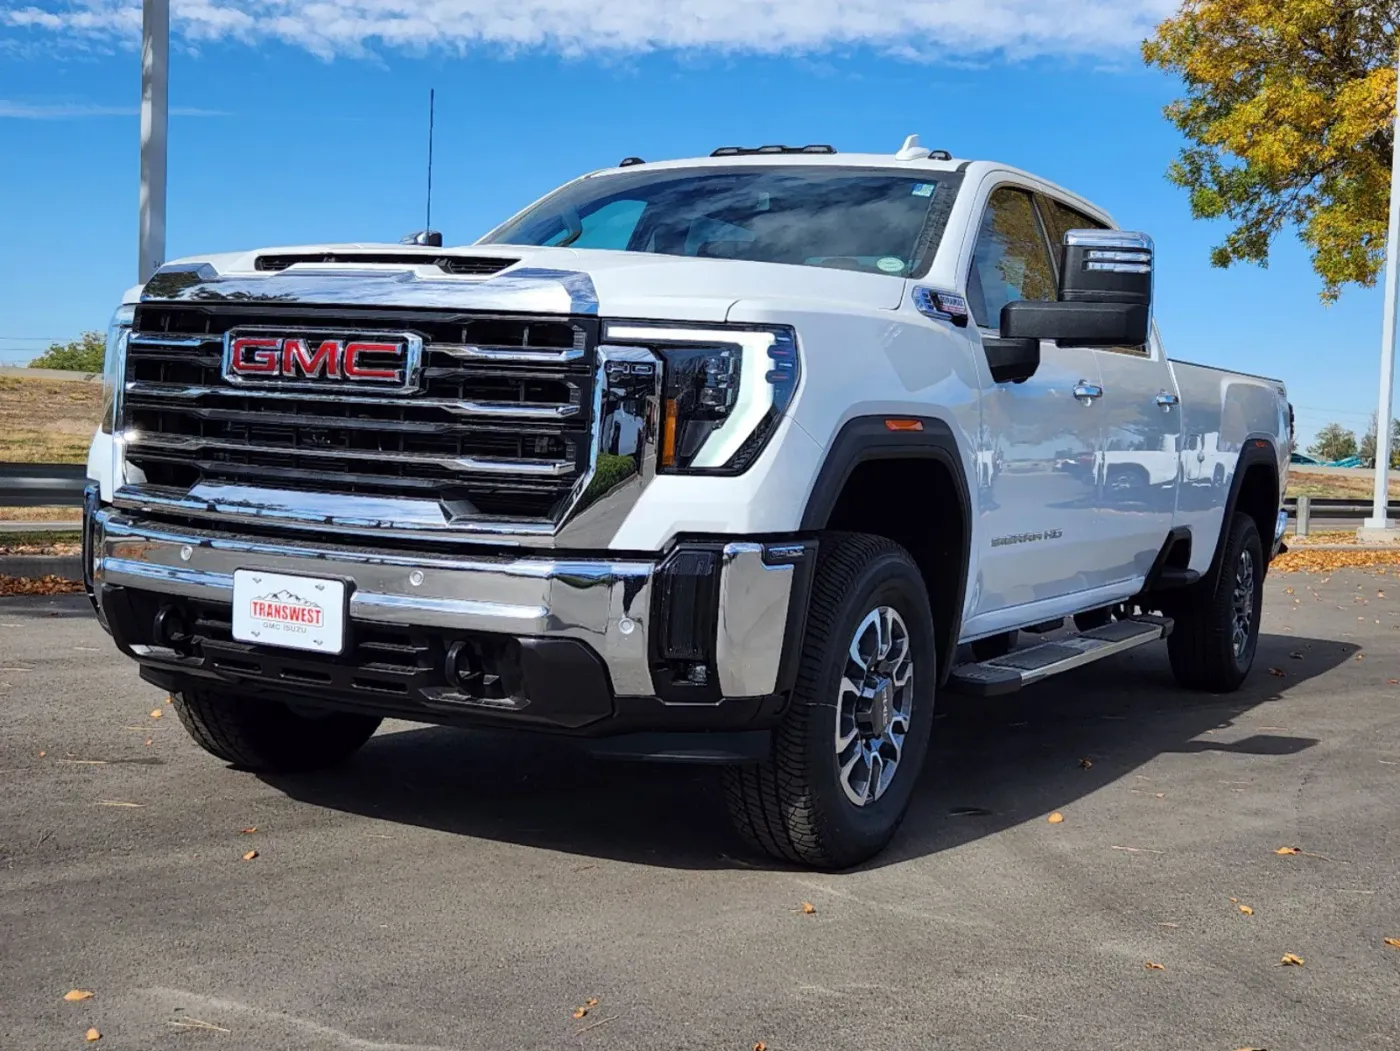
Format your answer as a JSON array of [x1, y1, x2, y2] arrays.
[[84, 136, 1291, 868]]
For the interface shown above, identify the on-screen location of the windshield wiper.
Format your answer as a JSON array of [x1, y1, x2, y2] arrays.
[[556, 206, 584, 248]]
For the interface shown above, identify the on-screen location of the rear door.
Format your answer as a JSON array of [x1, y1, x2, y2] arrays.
[[1040, 197, 1181, 585]]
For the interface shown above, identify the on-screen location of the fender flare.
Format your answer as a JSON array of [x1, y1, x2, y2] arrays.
[[800, 415, 973, 682], [1206, 435, 1280, 585]]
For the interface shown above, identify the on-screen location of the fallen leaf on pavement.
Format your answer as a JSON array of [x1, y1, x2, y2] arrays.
[[754, 1043, 768, 1051], [1239, 904, 1254, 915], [242, 850, 258, 861], [1268, 668, 1285, 677], [1289, 652, 1304, 659], [0, 574, 84, 597], [800, 901, 817, 915], [1275, 846, 1301, 855], [64, 990, 94, 1002], [38, 750, 45, 758], [1079, 757, 1093, 769], [1389, 679, 1399, 685], [585, 998, 599, 1008], [85, 1028, 101, 1042], [1384, 938, 1400, 949], [97, 801, 144, 808], [240, 827, 258, 834], [1280, 953, 1304, 966], [1230, 897, 1238, 903], [1047, 812, 1064, 824], [572, 1007, 588, 1019], [149, 708, 163, 719], [1144, 961, 1165, 970]]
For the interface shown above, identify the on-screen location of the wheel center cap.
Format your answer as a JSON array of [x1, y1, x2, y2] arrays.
[[858, 676, 894, 737]]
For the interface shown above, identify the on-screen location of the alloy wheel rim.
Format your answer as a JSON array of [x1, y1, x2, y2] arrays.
[[835, 606, 915, 807], [1231, 548, 1256, 659]]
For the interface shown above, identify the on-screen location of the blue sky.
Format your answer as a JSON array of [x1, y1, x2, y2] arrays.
[[0, 0, 1394, 447]]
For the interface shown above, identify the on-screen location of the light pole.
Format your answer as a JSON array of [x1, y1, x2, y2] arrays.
[[138, 0, 169, 283], [1363, 46, 1400, 536]]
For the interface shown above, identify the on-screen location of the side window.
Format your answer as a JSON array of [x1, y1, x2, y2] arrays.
[[1041, 198, 1107, 249], [966, 187, 1057, 329]]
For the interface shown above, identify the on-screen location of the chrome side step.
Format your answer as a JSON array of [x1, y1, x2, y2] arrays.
[[947, 615, 1173, 697]]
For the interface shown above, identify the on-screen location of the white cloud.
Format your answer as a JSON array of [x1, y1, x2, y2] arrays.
[[0, 99, 227, 118], [2, 0, 1177, 61]]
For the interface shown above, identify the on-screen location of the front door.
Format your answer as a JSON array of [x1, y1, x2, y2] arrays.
[[964, 184, 1109, 620]]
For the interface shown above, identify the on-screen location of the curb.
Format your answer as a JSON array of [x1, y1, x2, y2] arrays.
[[0, 555, 83, 581]]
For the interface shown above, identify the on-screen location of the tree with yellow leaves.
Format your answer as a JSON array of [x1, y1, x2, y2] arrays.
[[1144, 1, 1400, 301]]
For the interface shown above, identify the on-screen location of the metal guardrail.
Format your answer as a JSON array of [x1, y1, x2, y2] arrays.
[[1285, 496, 1399, 536], [0, 463, 88, 506]]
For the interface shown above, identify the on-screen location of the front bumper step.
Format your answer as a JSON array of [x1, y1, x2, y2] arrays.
[[948, 615, 1173, 697]]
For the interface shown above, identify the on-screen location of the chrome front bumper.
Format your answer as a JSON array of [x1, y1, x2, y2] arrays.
[[90, 507, 801, 702]]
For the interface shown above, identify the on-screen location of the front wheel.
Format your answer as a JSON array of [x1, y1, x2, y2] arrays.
[[724, 533, 937, 869], [1167, 512, 1264, 692], [172, 688, 382, 772]]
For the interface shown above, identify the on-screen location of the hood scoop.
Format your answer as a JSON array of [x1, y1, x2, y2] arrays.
[[253, 252, 517, 276]]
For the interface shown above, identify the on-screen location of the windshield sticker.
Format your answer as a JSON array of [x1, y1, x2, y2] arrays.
[[911, 183, 936, 198], [876, 257, 906, 273]]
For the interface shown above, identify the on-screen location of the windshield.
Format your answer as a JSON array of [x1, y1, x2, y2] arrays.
[[480, 166, 961, 278]]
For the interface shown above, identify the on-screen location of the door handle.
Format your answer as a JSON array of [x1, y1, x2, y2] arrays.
[[1155, 391, 1180, 410], [1073, 382, 1103, 404]]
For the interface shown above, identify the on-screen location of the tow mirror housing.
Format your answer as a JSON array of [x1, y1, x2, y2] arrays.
[[995, 230, 1153, 367]]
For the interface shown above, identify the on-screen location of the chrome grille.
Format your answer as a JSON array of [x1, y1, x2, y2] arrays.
[[122, 306, 598, 524]]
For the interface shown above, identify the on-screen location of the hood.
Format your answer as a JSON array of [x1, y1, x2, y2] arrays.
[[135, 242, 906, 321]]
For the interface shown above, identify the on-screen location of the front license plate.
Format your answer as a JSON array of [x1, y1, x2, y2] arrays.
[[232, 570, 347, 655]]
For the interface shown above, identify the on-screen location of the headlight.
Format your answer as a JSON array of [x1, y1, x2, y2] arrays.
[[100, 305, 135, 435], [603, 324, 799, 473]]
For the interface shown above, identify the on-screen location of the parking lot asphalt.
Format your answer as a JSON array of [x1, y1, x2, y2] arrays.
[[2, 567, 1399, 1051]]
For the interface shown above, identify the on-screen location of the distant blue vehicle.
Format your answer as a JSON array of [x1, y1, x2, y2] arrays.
[[1331, 456, 1364, 468], [1290, 452, 1322, 466]]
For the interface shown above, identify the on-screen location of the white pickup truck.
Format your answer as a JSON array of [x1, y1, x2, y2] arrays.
[[84, 137, 1291, 867]]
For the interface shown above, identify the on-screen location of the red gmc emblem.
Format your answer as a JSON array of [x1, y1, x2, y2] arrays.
[[222, 329, 422, 391]]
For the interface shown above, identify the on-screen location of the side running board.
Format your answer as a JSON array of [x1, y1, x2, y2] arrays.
[[948, 615, 1173, 697]]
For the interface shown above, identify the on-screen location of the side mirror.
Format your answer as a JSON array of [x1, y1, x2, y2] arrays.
[[998, 229, 1153, 352]]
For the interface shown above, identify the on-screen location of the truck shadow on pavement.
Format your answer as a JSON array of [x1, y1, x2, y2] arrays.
[[262, 630, 1354, 871]]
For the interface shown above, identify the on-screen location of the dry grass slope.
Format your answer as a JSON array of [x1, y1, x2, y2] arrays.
[[0, 375, 103, 464]]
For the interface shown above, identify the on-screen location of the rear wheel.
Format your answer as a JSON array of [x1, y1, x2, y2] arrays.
[[724, 533, 937, 869], [1167, 512, 1264, 692], [172, 688, 381, 772]]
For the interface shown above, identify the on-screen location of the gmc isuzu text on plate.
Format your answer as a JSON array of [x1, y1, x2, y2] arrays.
[[84, 136, 1292, 868]]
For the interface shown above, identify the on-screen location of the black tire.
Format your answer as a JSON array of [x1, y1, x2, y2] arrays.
[[171, 687, 381, 772], [723, 533, 937, 869], [1167, 512, 1264, 692], [970, 630, 1016, 662]]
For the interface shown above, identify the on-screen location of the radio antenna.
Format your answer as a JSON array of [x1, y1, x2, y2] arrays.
[[425, 87, 436, 234]]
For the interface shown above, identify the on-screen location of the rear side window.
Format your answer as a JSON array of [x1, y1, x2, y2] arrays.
[[1041, 198, 1108, 248], [966, 187, 1057, 328]]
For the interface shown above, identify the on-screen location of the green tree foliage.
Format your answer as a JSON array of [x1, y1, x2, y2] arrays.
[[1143, 1, 1400, 301], [30, 331, 105, 372], [1308, 421, 1359, 461], [1359, 411, 1400, 468]]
